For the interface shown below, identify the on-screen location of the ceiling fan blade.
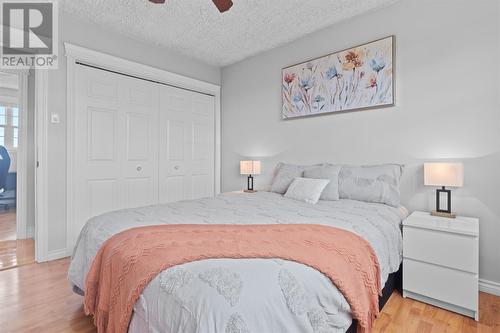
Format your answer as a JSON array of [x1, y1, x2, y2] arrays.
[[148, 0, 233, 13], [212, 0, 233, 13]]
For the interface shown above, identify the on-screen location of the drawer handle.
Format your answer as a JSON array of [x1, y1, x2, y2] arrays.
[[137, 166, 142, 171]]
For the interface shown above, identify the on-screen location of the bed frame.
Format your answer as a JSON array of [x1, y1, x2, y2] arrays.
[[346, 264, 402, 333]]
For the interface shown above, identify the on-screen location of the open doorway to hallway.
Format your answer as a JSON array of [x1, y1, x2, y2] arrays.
[[0, 71, 35, 270]]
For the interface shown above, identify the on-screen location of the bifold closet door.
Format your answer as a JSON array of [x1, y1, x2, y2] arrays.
[[159, 85, 215, 203], [73, 65, 159, 240]]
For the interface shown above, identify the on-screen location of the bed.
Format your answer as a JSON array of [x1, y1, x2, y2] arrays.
[[69, 190, 407, 333]]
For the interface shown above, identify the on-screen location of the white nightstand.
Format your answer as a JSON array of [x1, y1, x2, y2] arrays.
[[402, 211, 479, 320]]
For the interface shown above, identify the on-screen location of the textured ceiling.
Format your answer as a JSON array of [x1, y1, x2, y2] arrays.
[[61, 0, 398, 67]]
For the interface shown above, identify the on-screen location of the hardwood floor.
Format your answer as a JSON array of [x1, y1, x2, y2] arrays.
[[0, 239, 35, 270], [0, 210, 16, 241], [0, 258, 95, 333], [0, 258, 498, 333], [373, 290, 500, 333], [0, 211, 35, 270]]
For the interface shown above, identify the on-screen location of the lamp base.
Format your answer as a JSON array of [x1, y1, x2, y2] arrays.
[[431, 210, 456, 219], [243, 189, 257, 193]]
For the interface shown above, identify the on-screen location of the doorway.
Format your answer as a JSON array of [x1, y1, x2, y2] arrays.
[[0, 70, 35, 270]]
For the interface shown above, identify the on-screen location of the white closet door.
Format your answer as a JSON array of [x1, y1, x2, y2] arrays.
[[159, 85, 215, 203], [121, 75, 159, 208], [73, 65, 159, 241]]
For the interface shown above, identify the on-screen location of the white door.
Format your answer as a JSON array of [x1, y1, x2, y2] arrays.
[[121, 74, 159, 208], [72, 65, 159, 244], [159, 85, 215, 203]]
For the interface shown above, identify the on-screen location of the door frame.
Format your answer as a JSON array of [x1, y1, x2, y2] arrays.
[[0, 69, 29, 239], [16, 70, 29, 239], [35, 69, 49, 262], [65, 43, 221, 254]]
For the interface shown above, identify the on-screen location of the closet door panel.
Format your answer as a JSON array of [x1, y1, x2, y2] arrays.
[[190, 94, 215, 199], [125, 178, 155, 208], [88, 107, 116, 161], [73, 66, 160, 246], [164, 176, 185, 203], [159, 86, 214, 203], [74, 66, 123, 244], [126, 113, 150, 160], [168, 120, 185, 160], [121, 77, 159, 208], [192, 175, 210, 199], [159, 88, 190, 204], [87, 179, 120, 218]]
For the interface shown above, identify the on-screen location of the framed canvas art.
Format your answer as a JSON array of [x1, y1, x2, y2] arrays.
[[282, 36, 394, 119]]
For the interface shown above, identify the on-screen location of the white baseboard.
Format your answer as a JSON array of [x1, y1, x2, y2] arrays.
[[46, 248, 70, 261], [479, 278, 500, 296]]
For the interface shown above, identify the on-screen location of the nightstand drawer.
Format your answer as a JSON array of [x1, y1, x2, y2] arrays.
[[403, 226, 478, 273], [403, 258, 478, 311]]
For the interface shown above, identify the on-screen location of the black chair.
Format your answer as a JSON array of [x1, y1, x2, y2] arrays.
[[0, 146, 15, 210], [0, 146, 11, 191]]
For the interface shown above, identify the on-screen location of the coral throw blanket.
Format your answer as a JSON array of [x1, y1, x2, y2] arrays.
[[84, 224, 381, 333]]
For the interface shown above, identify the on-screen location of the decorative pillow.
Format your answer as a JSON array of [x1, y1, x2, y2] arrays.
[[284, 178, 331, 204], [270, 163, 306, 194], [303, 164, 342, 201], [339, 164, 404, 207]]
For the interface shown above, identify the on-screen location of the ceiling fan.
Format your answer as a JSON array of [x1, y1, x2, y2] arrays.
[[149, 0, 233, 13]]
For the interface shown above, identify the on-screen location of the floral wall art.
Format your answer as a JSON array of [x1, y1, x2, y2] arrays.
[[282, 36, 394, 119]]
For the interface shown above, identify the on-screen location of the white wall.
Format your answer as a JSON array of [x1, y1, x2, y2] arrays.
[[45, 13, 221, 253], [221, 0, 500, 285]]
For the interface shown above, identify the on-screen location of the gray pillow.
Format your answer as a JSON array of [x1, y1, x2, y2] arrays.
[[270, 163, 305, 194], [303, 164, 342, 201], [339, 164, 404, 207], [284, 178, 331, 204]]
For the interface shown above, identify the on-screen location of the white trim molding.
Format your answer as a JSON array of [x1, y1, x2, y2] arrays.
[[64, 43, 221, 96], [479, 278, 500, 297], [64, 43, 222, 254], [46, 248, 69, 261], [15, 71, 29, 239], [35, 69, 49, 262]]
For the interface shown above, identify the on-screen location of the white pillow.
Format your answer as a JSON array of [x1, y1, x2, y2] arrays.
[[284, 177, 330, 204], [303, 164, 342, 201]]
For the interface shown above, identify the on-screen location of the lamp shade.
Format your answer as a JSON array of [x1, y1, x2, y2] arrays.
[[424, 163, 464, 187], [240, 160, 261, 175]]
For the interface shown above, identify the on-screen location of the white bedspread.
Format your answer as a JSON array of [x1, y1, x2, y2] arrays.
[[68, 191, 407, 333]]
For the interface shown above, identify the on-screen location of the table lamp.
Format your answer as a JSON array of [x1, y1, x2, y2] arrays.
[[240, 160, 261, 193], [424, 162, 464, 218]]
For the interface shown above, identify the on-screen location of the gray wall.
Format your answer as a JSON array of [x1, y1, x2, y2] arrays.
[[46, 13, 221, 252], [221, 0, 500, 284]]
